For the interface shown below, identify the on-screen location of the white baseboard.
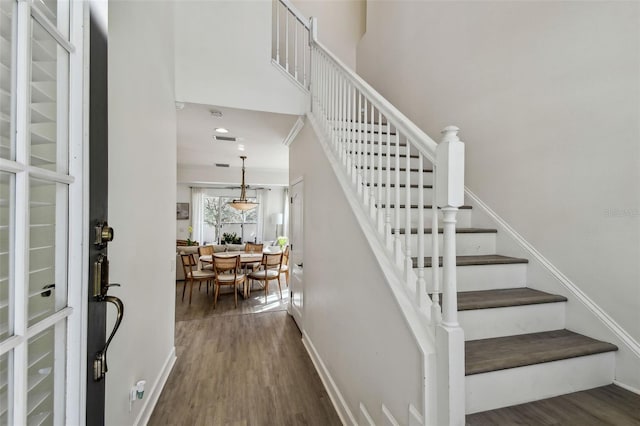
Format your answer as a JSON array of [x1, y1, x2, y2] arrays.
[[135, 347, 177, 426], [382, 404, 400, 426], [360, 402, 376, 426], [613, 379, 640, 396], [409, 404, 424, 426], [465, 188, 640, 359], [302, 331, 357, 426]]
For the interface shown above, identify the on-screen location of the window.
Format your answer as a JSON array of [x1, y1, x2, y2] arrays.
[[202, 196, 258, 244]]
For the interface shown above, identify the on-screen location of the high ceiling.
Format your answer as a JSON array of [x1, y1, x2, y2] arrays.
[[176, 102, 298, 178]]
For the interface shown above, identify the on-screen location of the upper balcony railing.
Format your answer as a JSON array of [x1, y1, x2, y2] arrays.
[[272, 0, 311, 89]]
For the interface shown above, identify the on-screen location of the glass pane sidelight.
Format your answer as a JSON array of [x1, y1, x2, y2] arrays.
[[0, 0, 14, 161], [30, 18, 69, 174], [0, 172, 12, 341], [27, 322, 65, 426], [29, 178, 67, 327], [0, 1, 75, 424], [0, 352, 10, 424]]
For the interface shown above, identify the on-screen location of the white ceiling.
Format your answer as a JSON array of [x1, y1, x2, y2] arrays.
[[176, 102, 298, 177]]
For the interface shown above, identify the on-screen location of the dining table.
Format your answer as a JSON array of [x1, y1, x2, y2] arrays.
[[199, 251, 266, 298]]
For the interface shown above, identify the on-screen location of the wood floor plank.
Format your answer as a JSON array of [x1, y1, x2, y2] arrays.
[[148, 284, 341, 426], [466, 385, 640, 425]]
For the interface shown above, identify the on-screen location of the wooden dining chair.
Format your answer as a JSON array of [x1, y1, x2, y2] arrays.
[[280, 245, 290, 287], [248, 252, 283, 303], [244, 242, 263, 271], [198, 245, 214, 271], [180, 254, 216, 305], [212, 254, 245, 309]]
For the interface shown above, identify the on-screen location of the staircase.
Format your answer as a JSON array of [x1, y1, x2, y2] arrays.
[[272, 1, 627, 424], [339, 120, 620, 417]]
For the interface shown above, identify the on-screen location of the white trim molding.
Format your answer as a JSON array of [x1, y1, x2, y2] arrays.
[[359, 403, 375, 426], [613, 380, 640, 396], [302, 331, 357, 426], [382, 404, 400, 426], [282, 116, 305, 147], [134, 347, 177, 426], [465, 187, 640, 360]]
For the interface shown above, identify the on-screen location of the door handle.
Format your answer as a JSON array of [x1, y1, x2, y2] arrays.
[[94, 295, 124, 381], [296, 262, 303, 268]]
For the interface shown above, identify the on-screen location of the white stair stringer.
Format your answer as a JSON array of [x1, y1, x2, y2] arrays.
[[466, 351, 616, 413], [306, 111, 436, 424], [460, 302, 566, 341]]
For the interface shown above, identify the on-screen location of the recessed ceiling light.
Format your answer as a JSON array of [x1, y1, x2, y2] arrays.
[[237, 144, 245, 151], [215, 127, 229, 134]]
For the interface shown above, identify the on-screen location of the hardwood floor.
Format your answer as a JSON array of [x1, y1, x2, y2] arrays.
[[466, 384, 640, 425], [148, 282, 341, 426]]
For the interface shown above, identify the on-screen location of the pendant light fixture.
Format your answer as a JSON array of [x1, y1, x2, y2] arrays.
[[228, 156, 259, 211]]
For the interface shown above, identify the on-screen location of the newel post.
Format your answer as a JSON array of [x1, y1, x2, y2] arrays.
[[435, 125, 465, 426]]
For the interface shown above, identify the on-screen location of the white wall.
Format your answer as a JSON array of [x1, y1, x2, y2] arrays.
[[177, 164, 288, 187], [174, 0, 307, 115], [289, 123, 422, 424], [291, 0, 365, 69], [107, 1, 177, 424], [357, 1, 639, 352]]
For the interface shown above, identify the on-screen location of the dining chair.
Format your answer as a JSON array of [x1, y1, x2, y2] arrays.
[[198, 245, 214, 271], [248, 252, 283, 303], [212, 254, 245, 309], [279, 245, 290, 287], [180, 253, 216, 305], [244, 242, 263, 271]]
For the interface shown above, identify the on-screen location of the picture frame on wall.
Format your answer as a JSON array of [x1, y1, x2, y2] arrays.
[[176, 202, 189, 220]]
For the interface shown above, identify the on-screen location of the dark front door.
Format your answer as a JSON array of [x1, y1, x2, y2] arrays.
[[86, 5, 109, 424]]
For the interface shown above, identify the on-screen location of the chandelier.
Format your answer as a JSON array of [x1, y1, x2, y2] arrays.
[[228, 156, 259, 211]]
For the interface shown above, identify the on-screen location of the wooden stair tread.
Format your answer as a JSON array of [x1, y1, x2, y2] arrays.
[[414, 254, 528, 268], [379, 204, 472, 209], [465, 329, 618, 376], [466, 385, 640, 425], [458, 288, 567, 311], [366, 183, 432, 189], [352, 152, 420, 159], [394, 227, 497, 235], [357, 166, 432, 172]]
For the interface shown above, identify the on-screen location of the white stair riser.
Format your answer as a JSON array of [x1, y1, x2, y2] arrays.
[[367, 169, 433, 186], [332, 121, 392, 132], [465, 352, 615, 413], [351, 153, 424, 169], [398, 232, 496, 256], [425, 263, 528, 293], [389, 207, 472, 228], [368, 186, 433, 205], [460, 303, 566, 340]]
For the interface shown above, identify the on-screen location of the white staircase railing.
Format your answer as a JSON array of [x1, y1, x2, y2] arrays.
[[272, 0, 311, 89], [273, 3, 466, 424]]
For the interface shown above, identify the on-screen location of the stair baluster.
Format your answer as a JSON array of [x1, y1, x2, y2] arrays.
[[404, 136, 413, 283], [385, 125, 392, 250], [417, 152, 427, 309], [394, 130, 402, 267]]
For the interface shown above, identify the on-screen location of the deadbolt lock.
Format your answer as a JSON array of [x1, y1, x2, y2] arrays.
[[94, 221, 114, 249]]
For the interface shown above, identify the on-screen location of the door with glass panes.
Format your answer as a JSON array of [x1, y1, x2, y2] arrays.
[[0, 0, 85, 424]]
